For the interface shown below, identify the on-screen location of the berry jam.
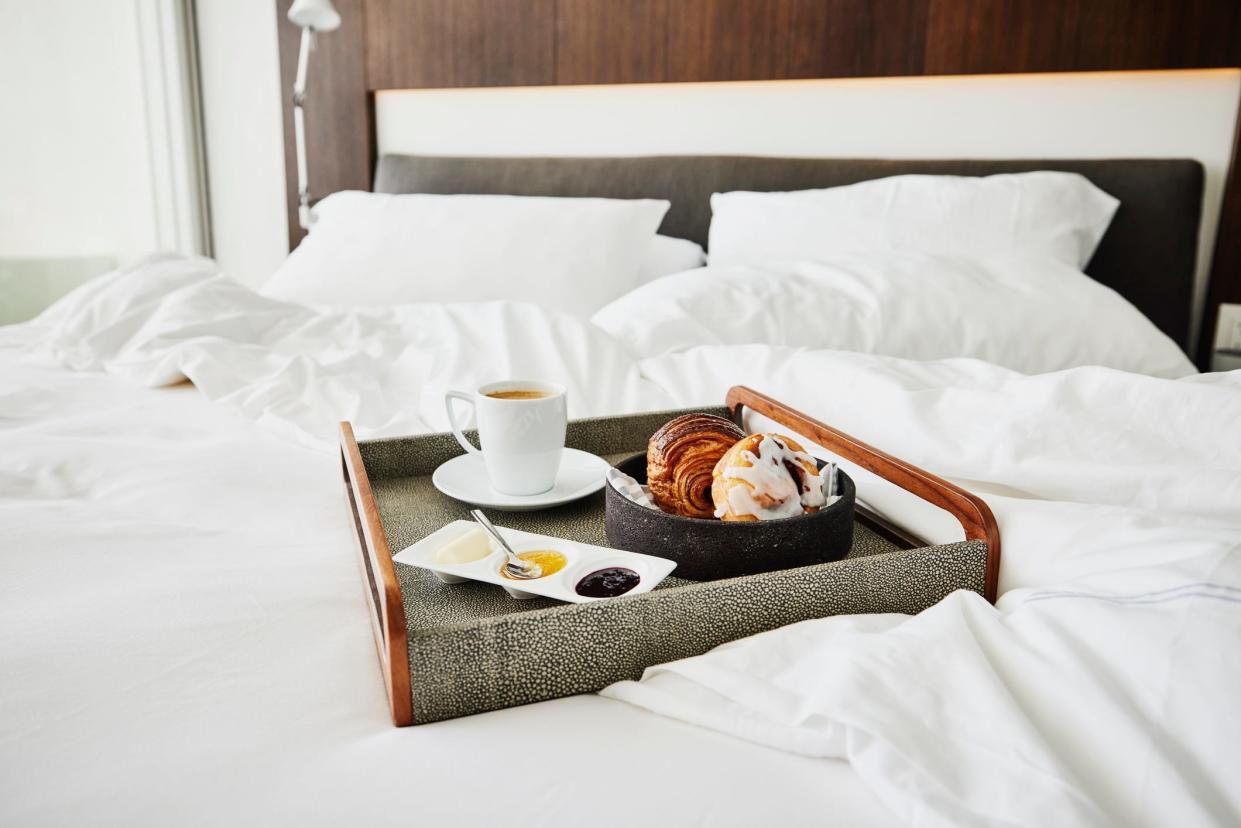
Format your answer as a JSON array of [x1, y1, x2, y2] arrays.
[[574, 567, 640, 598]]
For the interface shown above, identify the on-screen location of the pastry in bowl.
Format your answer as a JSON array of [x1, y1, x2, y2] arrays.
[[646, 413, 745, 518], [712, 433, 827, 521]]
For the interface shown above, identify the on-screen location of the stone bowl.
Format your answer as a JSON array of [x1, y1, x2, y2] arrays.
[[605, 452, 855, 581]]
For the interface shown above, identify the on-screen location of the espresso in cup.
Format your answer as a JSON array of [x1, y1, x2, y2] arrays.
[[445, 381, 568, 496]]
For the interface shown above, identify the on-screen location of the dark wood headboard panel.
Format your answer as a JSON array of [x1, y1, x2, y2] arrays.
[[275, 0, 1241, 366]]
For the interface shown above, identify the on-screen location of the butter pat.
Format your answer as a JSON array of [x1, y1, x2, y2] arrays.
[[434, 527, 493, 564]]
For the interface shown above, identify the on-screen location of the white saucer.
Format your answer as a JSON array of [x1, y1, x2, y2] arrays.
[[431, 448, 612, 511]]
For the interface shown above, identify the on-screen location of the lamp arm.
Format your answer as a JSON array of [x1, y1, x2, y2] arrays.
[[292, 27, 315, 230]]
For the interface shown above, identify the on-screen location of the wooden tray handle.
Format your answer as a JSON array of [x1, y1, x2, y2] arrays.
[[340, 422, 413, 726], [726, 386, 1000, 602]]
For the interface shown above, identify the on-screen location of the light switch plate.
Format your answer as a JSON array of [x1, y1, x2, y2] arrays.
[[1215, 303, 1241, 352]]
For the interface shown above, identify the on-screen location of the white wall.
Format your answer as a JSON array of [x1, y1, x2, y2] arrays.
[[195, 0, 289, 287]]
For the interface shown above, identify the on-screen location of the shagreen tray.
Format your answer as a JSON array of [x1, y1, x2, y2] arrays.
[[340, 386, 1001, 726]]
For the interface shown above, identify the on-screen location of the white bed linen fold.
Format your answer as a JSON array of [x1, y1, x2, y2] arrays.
[[592, 255, 1197, 378], [607, 347, 1241, 827], [27, 255, 673, 443], [5, 256, 1239, 827]]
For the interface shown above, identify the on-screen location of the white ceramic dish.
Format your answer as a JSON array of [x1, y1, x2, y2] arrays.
[[431, 448, 611, 511], [393, 520, 678, 603]]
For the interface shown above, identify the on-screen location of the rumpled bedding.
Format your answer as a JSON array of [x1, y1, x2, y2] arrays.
[[29, 255, 671, 443], [4, 256, 1240, 827], [592, 251, 1197, 377], [611, 347, 1241, 826]]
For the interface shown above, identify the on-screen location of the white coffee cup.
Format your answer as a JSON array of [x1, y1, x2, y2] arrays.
[[444, 380, 568, 496]]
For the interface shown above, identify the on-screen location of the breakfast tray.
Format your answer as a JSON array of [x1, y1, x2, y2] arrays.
[[340, 386, 1000, 726]]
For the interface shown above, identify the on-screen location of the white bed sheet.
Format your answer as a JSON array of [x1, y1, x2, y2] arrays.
[[614, 346, 1241, 826], [0, 334, 892, 827], [5, 256, 1239, 826]]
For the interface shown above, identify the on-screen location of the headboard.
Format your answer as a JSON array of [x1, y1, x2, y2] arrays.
[[275, 0, 1241, 365], [375, 154, 1203, 352]]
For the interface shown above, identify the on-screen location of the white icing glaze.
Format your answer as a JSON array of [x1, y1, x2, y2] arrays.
[[820, 461, 838, 499], [715, 434, 831, 520]]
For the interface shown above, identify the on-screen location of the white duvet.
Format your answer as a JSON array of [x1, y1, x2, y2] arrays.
[[3, 256, 1239, 827], [611, 348, 1241, 826]]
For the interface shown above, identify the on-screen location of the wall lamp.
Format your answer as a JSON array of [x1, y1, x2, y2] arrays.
[[287, 0, 340, 229]]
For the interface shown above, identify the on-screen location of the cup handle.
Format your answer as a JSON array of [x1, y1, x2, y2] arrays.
[[444, 390, 481, 454]]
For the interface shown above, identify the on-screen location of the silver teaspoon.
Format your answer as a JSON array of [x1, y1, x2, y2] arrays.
[[469, 509, 542, 580]]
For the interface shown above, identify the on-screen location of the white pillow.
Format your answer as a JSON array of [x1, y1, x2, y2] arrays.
[[708, 173, 1119, 270], [642, 235, 705, 280], [592, 252, 1196, 378], [261, 191, 670, 316]]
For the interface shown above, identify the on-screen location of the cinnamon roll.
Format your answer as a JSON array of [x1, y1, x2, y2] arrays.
[[711, 433, 826, 521], [646, 413, 745, 518]]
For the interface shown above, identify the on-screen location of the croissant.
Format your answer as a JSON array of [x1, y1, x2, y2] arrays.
[[712, 433, 825, 522], [647, 413, 746, 518]]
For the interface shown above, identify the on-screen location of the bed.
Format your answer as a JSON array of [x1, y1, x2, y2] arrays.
[[3, 71, 1241, 827]]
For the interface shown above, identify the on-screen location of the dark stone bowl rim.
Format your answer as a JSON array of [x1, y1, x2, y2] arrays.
[[610, 452, 853, 528]]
